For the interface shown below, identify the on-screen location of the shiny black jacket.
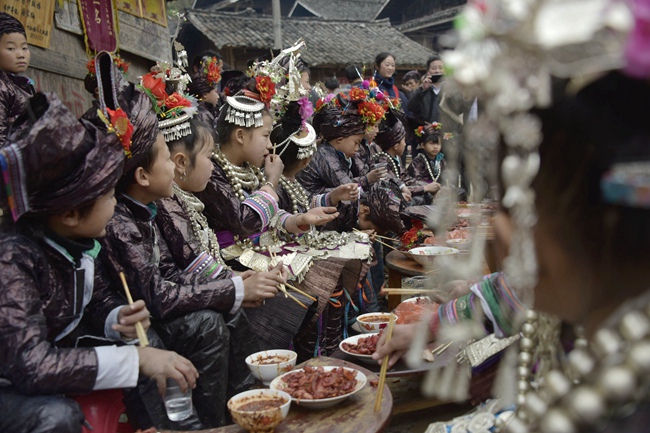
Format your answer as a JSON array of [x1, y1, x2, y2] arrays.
[[99, 194, 236, 320], [0, 231, 123, 395], [0, 71, 35, 147]]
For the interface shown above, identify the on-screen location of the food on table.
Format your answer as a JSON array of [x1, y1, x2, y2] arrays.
[[251, 354, 293, 365], [447, 228, 470, 240], [357, 313, 392, 323], [237, 397, 288, 412], [280, 366, 358, 400], [450, 219, 470, 230], [341, 333, 380, 355], [395, 297, 439, 324]]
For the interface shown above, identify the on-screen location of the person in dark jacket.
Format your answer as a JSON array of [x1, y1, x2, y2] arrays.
[[407, 54, 445, 127], [0, 13, 35, 147], [371, 110, 441, 205], [95, 56, 285, 428], [0, 92, 198, 433], [407, 122, 445, 202], [298, 92, 387, 198]]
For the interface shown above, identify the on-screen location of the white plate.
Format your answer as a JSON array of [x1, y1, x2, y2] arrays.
[[401, 296, 431, 304], [339, 333, 380, 364], [269, 366, 367, 409]]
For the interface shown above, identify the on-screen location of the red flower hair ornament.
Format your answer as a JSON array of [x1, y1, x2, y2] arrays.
[[255, 76, 276, 106]]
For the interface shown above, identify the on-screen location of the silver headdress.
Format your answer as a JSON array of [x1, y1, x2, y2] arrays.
[[140, 41, 198, 142], [249, 39, 310, 121], [224, 96, 265, 128], [273, 122, 317, 159]]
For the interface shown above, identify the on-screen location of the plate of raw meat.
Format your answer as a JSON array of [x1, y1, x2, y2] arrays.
[[269, 365, 367, 409], [339, 333, 381, 363]]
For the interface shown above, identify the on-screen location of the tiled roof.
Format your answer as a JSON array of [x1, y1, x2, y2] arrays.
[[289, 0, 389, 21], [396, 6, 464, 32], [185, 9, 433, 68]]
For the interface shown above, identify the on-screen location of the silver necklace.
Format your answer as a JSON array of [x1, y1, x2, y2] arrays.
[[425, 156, 441, 182], [212, 149, 265, 201], [507, 291, 650, 433], [279, 175, 310, 215], [376, 151, 400, 177], [173, 184, 226, 267]]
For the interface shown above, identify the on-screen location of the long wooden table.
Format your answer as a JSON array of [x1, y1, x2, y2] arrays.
[[161, 356, 393, 433]]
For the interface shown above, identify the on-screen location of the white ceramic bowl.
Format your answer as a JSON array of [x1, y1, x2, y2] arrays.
[[339, 333, 380, 363], [245, 349, 297, 386], [270, 366, 367, 409], [406, 246, 459, 266], [446, 238, 471, 251], [355, 312, 398, 334], [227, 389, 291, 433]]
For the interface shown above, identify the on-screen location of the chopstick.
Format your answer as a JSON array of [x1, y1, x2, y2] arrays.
[[277, 285, 308, 309], [353, 228, 398, 242], [284, 282, 318, 302], [383, 289, 441, 295], [375, 238, 397, 250], [432, 341, 453, 357], [374, 313, 395, 412], [269, 251, 287, 299], [268, 253, 309, 309], [119, 272, 149, 347]]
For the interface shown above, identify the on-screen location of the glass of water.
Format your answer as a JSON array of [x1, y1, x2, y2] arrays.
[[164, 378, 193, 421]]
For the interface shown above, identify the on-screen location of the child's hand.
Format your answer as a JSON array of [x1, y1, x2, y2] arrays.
[[330, 183, 359, 205], [400, 186, 413, 202], [137, 347, 199, 396], [367, 167, 387, 184], [296, 207, 339, 227], [263, 154, 284, 187], [363, 229, 377, 242], [424, 182, 441, 194], [372, 323, 420, 368], [114, 300, 150, 340], [242, 271, 281, 303]]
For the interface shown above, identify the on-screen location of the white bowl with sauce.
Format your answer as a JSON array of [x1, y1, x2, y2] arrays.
[[245, 349, 297, 386]]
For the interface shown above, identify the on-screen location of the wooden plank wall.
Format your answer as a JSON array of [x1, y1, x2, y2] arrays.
[[27, 0, 170, 118]]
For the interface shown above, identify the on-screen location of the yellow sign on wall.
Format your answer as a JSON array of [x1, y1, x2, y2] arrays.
[[115, 0, 142, 18], [2, 0, 55, 48], [141, 0, 166, 27]]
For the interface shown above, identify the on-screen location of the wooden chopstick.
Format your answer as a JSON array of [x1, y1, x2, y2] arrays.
[[383, 290, 441, 296], [277, 285, 308, 309], [268, 253, 308, 308], [375, 238, 397, 251], [269, 251, 288, 298], [374, 313, 395, 412], [353, 228, 398, 242], [284, 282, 318, 302], [119, 272, 149, 347], [432, 341, 453, 356]]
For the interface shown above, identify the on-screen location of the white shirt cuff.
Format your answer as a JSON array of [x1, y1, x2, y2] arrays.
[[93, 345, 139, 390], [230, 276, 244, 314]]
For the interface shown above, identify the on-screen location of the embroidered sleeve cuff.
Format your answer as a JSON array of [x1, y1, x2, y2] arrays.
[[230, 276, 245, 314], [93, 345, 139, 390], [243, 191, 280, 228]]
